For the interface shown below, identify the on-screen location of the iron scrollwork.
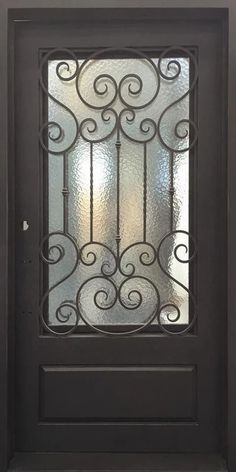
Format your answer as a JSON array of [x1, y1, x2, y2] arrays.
[[39, 46, 198, 336]]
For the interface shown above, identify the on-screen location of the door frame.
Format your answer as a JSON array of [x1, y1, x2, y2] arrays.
[[0, 2, 232, 471]]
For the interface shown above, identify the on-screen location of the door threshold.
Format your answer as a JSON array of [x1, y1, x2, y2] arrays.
[[9, 453, 227, 472]]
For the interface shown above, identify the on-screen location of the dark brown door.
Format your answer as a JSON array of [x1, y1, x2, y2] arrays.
[[15, 13, 224, 453]]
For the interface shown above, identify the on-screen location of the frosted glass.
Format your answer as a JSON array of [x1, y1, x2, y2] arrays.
[[46, 56, 191, 329]]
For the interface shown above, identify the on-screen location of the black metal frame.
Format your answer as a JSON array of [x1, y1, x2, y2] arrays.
[[0, 3, 230, 472]]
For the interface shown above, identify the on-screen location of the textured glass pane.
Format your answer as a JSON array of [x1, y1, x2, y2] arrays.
[[45, 55, 191, 330]]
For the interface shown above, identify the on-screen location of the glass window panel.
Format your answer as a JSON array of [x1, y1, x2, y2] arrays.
[[43, 54, 192, 331]]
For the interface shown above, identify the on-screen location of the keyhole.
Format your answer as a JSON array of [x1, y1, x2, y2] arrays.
[[21, 220, 29, 231]]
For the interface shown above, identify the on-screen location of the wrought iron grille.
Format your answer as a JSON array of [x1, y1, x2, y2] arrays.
[[39, 47, 198, 336]]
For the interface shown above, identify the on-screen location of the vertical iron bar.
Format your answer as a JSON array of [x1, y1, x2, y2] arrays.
[[115, 129, 121, 256], [62, 152, 69, 233], [169, 151, 175, 232], [143, 142, 147, 242], [90, 142, 93, 242]]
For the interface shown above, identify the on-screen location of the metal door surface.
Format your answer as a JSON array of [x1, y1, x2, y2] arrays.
[[14, 14, 225, 453]]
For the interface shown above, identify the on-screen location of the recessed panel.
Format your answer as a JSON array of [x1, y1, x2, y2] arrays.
[[40, 365, 197, 421]]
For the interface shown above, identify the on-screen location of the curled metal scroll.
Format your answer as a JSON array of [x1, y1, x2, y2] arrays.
[[157, 230, 197, 335], [39, 232, 80, 335], [39, 233, 196, 336], [39, 46, 198, 336], [157, 47, 198, 152], [39, 48, 80, 155]]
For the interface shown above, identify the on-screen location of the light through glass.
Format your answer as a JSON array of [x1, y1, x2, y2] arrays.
[[42, 52, 194, 333]]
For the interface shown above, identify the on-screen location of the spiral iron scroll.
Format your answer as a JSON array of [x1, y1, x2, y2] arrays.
[[39, 47, 198, 336]]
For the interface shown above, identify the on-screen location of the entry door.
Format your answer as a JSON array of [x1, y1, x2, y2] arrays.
[[15, 14, 224, 453]]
